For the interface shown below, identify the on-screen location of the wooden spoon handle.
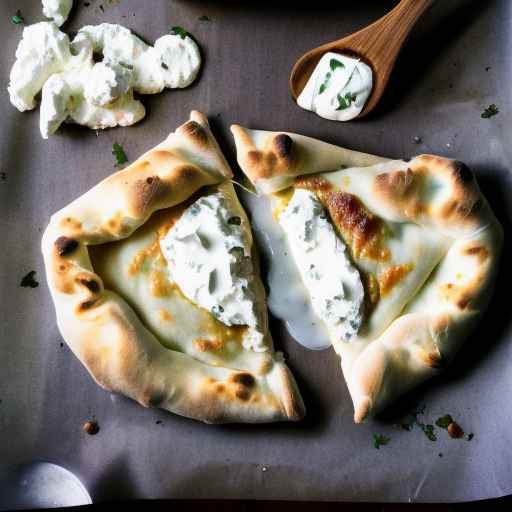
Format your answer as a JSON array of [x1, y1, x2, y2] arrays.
[[347, 0, 434, 61]]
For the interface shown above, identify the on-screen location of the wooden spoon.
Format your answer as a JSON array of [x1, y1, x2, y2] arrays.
[[289, 0, 434, 118]]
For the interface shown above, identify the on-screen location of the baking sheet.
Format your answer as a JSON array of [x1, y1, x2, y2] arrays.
[[1, 0, 511, 504]]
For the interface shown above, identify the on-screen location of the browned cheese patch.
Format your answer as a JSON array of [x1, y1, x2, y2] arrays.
[[158, 309, 173, 322], [378, 263, 414, 297], [295, 175, 390, 262], [193, 338, 224, 353]]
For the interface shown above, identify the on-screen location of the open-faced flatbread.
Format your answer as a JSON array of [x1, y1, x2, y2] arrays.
[[231, 124, 503, 423], [42, 112, 304, 424]]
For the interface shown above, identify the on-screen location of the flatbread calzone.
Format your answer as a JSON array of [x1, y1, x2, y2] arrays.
[[42, 112, 305, 424], [231, 124, 503, 423]]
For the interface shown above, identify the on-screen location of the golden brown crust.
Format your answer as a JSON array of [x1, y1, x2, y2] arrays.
[[42, 112, 305, 424]]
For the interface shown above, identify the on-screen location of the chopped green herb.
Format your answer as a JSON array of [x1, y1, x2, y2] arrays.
[[435, 415, 453, 429], [318, 72, 331, 95], [171, 26, 189, 39], [198, 15, 211, 22], [420, 424, 437, 442], [467, 433, 474, 441], [481, 104, 499, 118], [20, 270, 39, 288], [112, 143, 128, 165], [336, 92, 358, 110], [373, 434, 391, 449], [12, 10, 24, 25], [329, 58, 344, 72], [227, 216, 241, 226]]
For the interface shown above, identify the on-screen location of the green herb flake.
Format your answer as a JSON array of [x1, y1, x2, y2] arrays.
[[12, 10, 24, 25], [373, 434, 391, 449], [481, 104, 499, 118], [227, 216, 241, 226], [112, 143, 128, 165], [329, 59, 344, 72], [420, 424, 437, 442], [435, 415, 453, 429], [318, 71, 332, 95], [198, 15, 211, 22], [20, 270, 39, 288], [171, 26, 189, 39], [336, 92, 358, 111]]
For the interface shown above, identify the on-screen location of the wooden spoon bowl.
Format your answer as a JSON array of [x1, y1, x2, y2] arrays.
[[290, 0, 434, 118]]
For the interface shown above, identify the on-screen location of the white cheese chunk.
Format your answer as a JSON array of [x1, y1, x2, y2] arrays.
[[76, 24, 165, 94], [154, 34, 201, 89], [42, 0, 73, 27], [40, 65, 144, 138], [160, 192, 267, 352], [8, 22, 71, 112], [8, 22, 202, 138], [279, 189, 365, 343], [297, 52, 373, 122], [83, 61, 133, 107]]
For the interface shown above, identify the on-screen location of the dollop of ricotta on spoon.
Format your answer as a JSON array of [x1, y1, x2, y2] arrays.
[[297, 52, 373, 122]]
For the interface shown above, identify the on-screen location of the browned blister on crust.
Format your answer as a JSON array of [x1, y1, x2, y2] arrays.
[[42, 112, 305, 424]]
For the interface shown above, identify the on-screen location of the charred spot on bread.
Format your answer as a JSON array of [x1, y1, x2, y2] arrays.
[[77, 299, 98, 312], [55, 236, 79, 257], [77, 277, 101, 293], [274, 134, 293, 160], [451, 160, 473, 184], [180, 120, 208, 148], [465, 244, 489, 263], [230, 372, 256, 388]]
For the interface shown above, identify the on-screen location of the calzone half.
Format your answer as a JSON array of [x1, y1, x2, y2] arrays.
[[231, 124, 503, 423], [42, 112, 304, 424]]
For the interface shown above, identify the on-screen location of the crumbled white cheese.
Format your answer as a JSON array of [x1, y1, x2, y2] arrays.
[[42, 0, 73, 27], [297, 52, 373, 122], [76, 24, 164, 94], [8, 22, 202, 138], [40, 67, 145, 138], [154, 34, 201, 89], [83, 61, 133, 107], [8, 22, 71, 112], [160, 192, 267, 352], [279, 189, 365, 342]]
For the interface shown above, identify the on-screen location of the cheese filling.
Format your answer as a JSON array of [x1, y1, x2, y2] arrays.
[[160, 192, 267, 352], [279, 189, 365, 343]]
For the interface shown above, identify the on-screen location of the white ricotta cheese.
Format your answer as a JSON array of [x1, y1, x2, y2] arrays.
[[160, 192, 267, 352], [83, 61, 133, 107], [40, 67, 145, 138], [279, 189, 365, 343], [297, 52, 373, 122], [154, 34, 201, 89], [8, 22, 71, 112], [42, 0, 73, 27], [8, 22, 202, 138]]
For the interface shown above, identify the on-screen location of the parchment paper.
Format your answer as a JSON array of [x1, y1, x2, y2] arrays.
[[1, 0, 511, 504]]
